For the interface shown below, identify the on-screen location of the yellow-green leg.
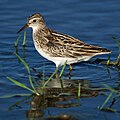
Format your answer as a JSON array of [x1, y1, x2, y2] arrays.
[[55, 67, 59, 81], [69, 64, 72, 79], [69, 64, 73, 73]]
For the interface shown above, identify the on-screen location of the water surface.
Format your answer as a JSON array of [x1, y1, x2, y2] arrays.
[[0, 0, 120, 120]]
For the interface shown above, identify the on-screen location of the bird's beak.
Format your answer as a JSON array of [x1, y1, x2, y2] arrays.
[[17, 23, 29, 33]]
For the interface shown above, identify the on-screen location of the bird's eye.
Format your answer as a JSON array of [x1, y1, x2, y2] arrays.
[[33, 19, 36, 23]]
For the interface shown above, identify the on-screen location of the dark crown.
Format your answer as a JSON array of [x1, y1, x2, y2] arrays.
[[28, 13, 44, 21]]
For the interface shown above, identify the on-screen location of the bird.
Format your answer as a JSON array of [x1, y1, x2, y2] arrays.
[[17, 13, 111, 80]]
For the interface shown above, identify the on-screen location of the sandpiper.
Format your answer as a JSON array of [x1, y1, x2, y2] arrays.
[[17, 13, 111, 79]]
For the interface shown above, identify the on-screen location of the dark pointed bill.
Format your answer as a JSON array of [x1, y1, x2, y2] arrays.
[[17, 24, 29, 33]]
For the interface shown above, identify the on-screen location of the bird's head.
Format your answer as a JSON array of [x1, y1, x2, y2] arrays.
[[17, 13, 46, 33]]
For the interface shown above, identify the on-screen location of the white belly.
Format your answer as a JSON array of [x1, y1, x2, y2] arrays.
[[35, 44, 92, 67]]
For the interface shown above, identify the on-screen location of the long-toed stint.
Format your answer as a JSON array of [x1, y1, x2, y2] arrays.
[[17, 13, 111, 80]]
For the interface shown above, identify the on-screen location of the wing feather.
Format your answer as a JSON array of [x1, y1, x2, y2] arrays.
[[43, 30, 110, 58]]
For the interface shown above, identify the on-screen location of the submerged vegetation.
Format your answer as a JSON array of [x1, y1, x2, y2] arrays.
[[97, 36, 120, 112], [1, 32, 120, 118], [105, 36, 120, 67]]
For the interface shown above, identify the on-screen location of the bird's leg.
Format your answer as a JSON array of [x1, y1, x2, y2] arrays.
[[69, 64, 73, 72], [56, 67, 59, 81], [69, 64, 73, 79]]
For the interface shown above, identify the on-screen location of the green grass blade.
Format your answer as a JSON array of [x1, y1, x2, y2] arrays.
[[99, 92, 113, 110], [116, 54, 120, 66], [112, 36, 120, 50], [22, 31, 26, 47], [59, 61, 67, 78], [107, 54, 111, 65], [15, 53, 39, 95], [29, 75, 36, 92], [15, 53, 30, 74], [42, 69, 57, 88], [14, 35, 21, 47], [6, 76, 35, 94], [0, 93, 30, 99], [78, 83, 81, 97], [8, 94, 33, 110], [103, 84, 120, 95]]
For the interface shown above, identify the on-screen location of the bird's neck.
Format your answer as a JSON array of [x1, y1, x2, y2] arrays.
[[32, 26, 50, 46]]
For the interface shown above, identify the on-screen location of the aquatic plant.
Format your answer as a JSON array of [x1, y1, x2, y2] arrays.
[[14, 35, 21, 47], [14, 31, 27, 47], [106, 36, 120, 67], [6, 53, 67, 96], [22, 31, 27, 47], [112, 36, 120, 50], [4, 33, 120, 113], [98, 36, 120, 112], [78, 83, 81, 97], [7, 53, 39, 95], [98, 84, 120, 113]]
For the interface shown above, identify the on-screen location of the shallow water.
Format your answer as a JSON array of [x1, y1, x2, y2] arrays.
[[0, 0, 120, 120]]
